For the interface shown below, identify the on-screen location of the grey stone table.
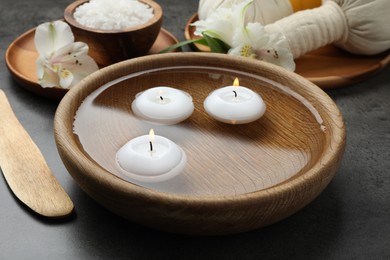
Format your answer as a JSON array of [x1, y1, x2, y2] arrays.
[[1, 0, 389, 259]]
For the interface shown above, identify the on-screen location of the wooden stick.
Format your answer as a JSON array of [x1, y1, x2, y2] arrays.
[[0, 90, 74, 218]]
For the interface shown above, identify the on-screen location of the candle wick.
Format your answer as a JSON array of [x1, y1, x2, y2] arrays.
[[149, 141, 153, 152], [233, 90, 237, 98], [160, 96, 164, 101]]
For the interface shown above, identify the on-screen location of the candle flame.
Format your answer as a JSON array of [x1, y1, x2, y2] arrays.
[[149, 129, 155, 142], [233, 78, 240, 87]]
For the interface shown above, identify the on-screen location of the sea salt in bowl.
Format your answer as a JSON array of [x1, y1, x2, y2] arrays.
[[64, 0, 162, 66]]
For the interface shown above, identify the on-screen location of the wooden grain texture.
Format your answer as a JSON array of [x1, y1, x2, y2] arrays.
[[0, 90, 74, 218], [73, 67, 325, 196], [54, 53, 346, 234], [5, 27, 178, 100], [64, 0, 163, 67], [184, 13, 390, 89]]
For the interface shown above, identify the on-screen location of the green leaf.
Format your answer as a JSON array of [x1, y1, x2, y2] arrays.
[[158, 34, 231, 54], [158, 38, 209, 53], [202, 33, 230, 53]]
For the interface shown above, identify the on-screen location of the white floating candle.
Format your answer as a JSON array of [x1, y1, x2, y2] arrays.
[[204, 78, 266, 124], [116, 129, 187, 183], [132, 86, 194, 125]]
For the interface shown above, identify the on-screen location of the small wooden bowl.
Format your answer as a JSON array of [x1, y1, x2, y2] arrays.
[[64, 0, 162, 66], [54, 53, 346, 235]]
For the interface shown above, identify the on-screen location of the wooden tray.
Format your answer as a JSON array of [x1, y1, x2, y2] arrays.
[[185, 13, 390, 89], [5, 27, 179, 100], [54, 53, 346, 235]]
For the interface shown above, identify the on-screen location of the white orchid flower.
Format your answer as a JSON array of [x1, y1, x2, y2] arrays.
[[193, 0, 251, 46], [34, 20, 98, 89], [192, 0, 295, 71], [229, 22, 295, 71]]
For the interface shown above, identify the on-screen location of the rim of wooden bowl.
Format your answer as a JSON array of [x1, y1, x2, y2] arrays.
[[64, 0, 163, 34], [54, 53, 346, 234]]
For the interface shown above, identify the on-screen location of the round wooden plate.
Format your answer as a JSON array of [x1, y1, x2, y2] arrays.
[[54, 53, 346, 235], [5, 27, 179, 100], [185, 13, 390, 89]]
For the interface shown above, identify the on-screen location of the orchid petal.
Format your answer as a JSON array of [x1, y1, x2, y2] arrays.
[[54, 42, 89, 58], [203, 25, 234, 46], [240, 0, 253, 22], [58, 70, 74, 89], [192, 10, 236, 45], [229, 22, 295, 71], [34, 21, 74, 56], [243, 23, 269, 48], [65, 55, 99, 87], [50, 42, 89, 66], [36, 56, 46, 79], [38, 65, 60, 88], [232, 23, 269, 48], [260, 47, 296, 71], [193, 1, 251, 44]]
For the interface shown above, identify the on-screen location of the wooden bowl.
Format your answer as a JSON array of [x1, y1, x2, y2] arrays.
[[64, 0, 163, 67], [54, 53, 346, 235]]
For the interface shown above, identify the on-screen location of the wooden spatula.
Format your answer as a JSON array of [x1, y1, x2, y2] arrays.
[[0, 90, 74, 218]]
